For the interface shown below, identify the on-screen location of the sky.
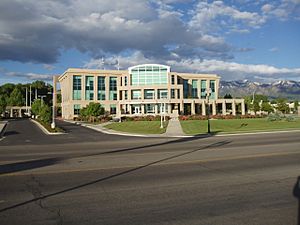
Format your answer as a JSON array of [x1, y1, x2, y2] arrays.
[[0, 0, 300, 84]]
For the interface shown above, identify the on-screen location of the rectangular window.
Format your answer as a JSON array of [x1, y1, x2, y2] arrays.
[[183, 79, 189, 98], [110, 104, 116, 114], [144, 89, 155, 99], [124, 76, 128, 86], [97, 76, 105, 100], [109, 77, 117, 100], [192, 80, 198, 98], [124, 90, 128, 100], [201, 80, 207, 99], [209, 80, 216, 99], [171, 75, 175, 85], [74, 104, 81, 115], [158, 89, 168, 99], [73, 75, 82, 100], [132, 90, 141, 100], [85, 76, 94, 100], [171, 89, 175, 99], [145, 104, 155, 113]]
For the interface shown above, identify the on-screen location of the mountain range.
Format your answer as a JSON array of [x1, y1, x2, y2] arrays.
[[219, 80, 300, 100]]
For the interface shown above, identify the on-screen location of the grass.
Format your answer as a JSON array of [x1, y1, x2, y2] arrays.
[[104, 121, 168, 134], [180, 118, 300, 135], [35, 119, 65, 133]]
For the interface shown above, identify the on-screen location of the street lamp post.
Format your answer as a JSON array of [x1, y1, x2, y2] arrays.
[[206, 88, 211, 134]]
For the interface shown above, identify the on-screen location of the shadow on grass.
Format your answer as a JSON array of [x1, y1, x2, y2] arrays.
[[0, 139, 230, 213]]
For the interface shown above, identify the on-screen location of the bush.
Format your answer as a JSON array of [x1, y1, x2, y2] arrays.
[[286, 115, 295, 122], [267, 112, 283, 122]]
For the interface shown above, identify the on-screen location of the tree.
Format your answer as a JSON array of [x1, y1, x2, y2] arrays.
[[0, 94, 7, 115], [276, 98, 289, 114], [294, 100, 299, 113], [8, 87, 24, 106], [31, 99, 52, 123], [31, 99, 42, 116], [80, 102, 105, 122], [261, 102, 274, 114]]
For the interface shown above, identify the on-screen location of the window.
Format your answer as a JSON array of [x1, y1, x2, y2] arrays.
[[145, 104, 155, 113], [74, 104, 80, 115], [97, 76, 105, 100], [110, 104, 116, 114], [144, 89, 155, 99], [183, 79, 189, 98], [201, 80, 207, 99], [124, 90, 128, 100], [130, 65, 169, 86], [124, 76, 128, 86], [171, 75, 175, 85], [132, 90, 141, 100], [192, 80, 198, 98], [109, 77, 117, 100], [85, 76, 94, 100], [158, 89, 168, 99], [73, 75, 82, 100], [210, 80, 216, 99], [171, 89, 175, 99]]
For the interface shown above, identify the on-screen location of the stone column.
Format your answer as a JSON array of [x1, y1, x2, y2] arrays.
[[168, 103, 172, 115], [202, 102, 206, 116], [212, 101, 216, 115], [232, 101, 236, 115], [241, 102, 245, 115], [10, 108, 13, 117], [141, 104, 145, 115], [179, 102, 183, 114], [19, 108, 22, 117], [129, 104, 132, 115], [222, 101, 226, 115], [155, 104, 158, 114], [191, 101, 195, 115]]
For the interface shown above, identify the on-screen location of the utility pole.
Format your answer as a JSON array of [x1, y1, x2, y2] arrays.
[[29, 85, 32, 116], [206, 88, 211, 134], [25, 86, 28, 114], [51, 76, 57, 129], [35, 88, 38, 100]]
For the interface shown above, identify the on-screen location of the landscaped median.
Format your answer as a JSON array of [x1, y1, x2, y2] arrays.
[[180, 117, 300, 135], [104, 120, 168, 134], [31, 119, 64, 135]]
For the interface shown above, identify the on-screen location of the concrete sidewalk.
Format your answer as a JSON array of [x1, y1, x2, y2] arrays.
[[66, 120, 188, 138], [0, 121, 8, 137], [164, 117, 185, 136]]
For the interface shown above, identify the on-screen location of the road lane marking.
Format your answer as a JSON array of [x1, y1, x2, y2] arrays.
[[1, 150, 300, 177]]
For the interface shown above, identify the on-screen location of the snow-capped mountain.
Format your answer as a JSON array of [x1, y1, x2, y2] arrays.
[[220, 80, 300, 100]]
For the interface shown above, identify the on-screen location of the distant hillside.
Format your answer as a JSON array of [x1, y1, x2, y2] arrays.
[[219, 80, 300, 100]]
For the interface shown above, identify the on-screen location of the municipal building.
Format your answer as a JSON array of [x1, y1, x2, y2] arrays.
[[56, 64, 245, 119]]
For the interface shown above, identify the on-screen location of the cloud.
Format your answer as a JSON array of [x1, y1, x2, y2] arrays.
[[5, 71, 53, 81], [269, 47, 279, 52], [0, 0, 254, 65], [189, 1, 266, 33], [84, 51, 300, 81]]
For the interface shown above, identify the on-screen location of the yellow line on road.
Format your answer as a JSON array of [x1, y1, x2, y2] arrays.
[[1, 150, 299, 177]]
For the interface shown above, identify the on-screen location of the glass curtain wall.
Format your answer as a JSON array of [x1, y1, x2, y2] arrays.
[[85, 76, 94, 100], [210, 80, 216, 99], [192, 80, 198, 98], [73, 75, 82, 100], [97, 76, 105, 100], [201, 80, 207, 99], [130, 65, 168, 86], [109, 77, 117, 100]]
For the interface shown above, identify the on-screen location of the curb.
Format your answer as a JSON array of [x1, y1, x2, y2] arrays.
[[30, 119, 65, 135], [0, 121, 8, 139], [64, 120, 300, 138]]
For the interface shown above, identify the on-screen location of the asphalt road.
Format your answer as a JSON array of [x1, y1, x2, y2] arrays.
[[0, 118, 300, 225]]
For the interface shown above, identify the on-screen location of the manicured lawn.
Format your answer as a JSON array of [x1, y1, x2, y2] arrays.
[[104, 121, 168, 134], [180, 118, 300, 135]]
